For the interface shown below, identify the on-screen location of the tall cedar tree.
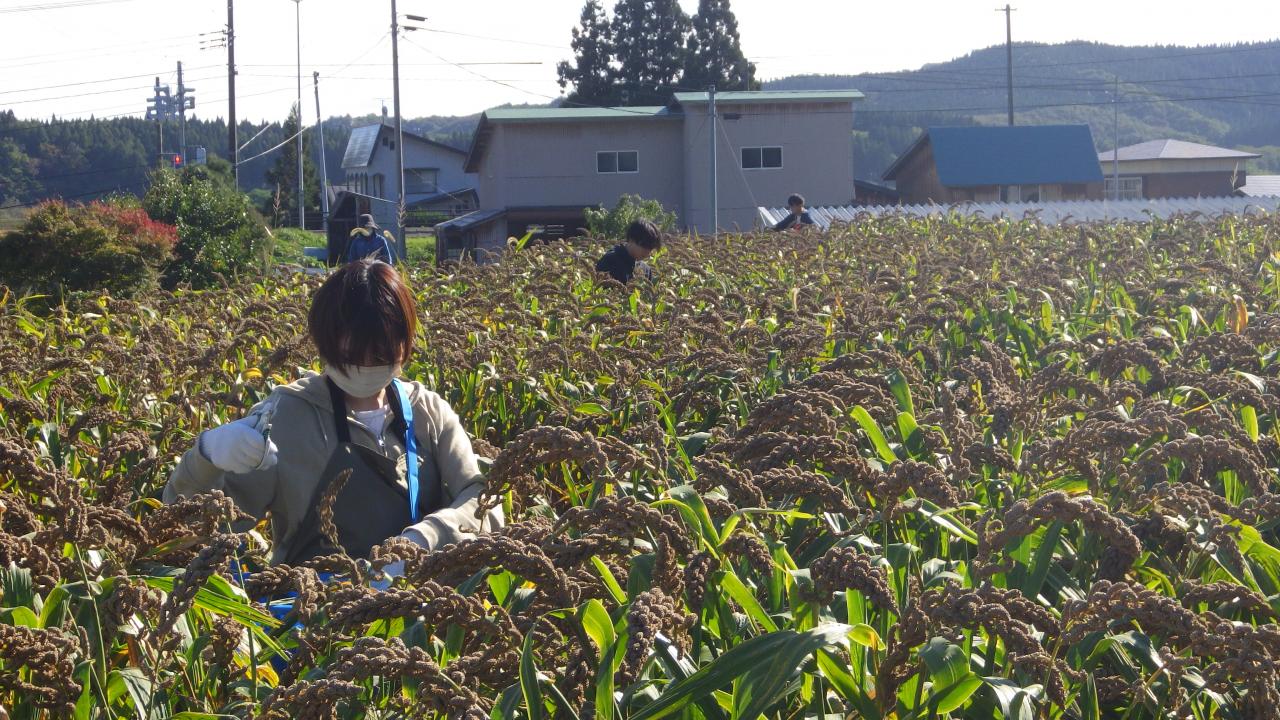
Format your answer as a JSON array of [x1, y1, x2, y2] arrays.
[[264, 103, 320, 227], [683, 0, 756, 92], [610, 0, 690, 106], [557, 0, 619, 106]]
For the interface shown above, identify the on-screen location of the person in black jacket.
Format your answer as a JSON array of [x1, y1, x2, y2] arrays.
[[773, 193, 816, 231], [595, 219, 662, 284]]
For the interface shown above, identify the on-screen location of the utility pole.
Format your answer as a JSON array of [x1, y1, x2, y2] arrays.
[[227, 0, 238, 188], [708, 84, 718, 235], [146, 77, 171, 169], [177, 62, 186, 160], [1112, 75, 1120, 201], [175, 61, 195, 162], [997, 4, 1015, 125], [293, 0, 305, 230], [314, 71, 330, 233], [390, 0, 407, 261]]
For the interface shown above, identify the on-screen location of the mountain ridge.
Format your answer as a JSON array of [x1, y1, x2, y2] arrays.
[[3, 39, 1278, 206]]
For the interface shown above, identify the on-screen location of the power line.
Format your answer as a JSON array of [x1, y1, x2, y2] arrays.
[[11, 182, 145, 208], [1, 72, 225, 106], [401, 34, 1280, 120], [954, 40, 1280, 73], [239, 72, 541, 82], [0, 163, 151, 189], [0, 31, 207, 65], [0, 66, 220, 96], [1, 83, 300, 133], [399, 35, 561, 105], [416, 26, 566, 51], [239, 61, 542, 68], [236, 124, 308, 166], [0, 0, 146, 13]]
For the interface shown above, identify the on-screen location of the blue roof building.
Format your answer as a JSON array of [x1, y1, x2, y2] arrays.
[[882, 125, 1105, 205]]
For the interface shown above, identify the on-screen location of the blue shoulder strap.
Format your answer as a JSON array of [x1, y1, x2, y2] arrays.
[[391, 379, 420, 523]]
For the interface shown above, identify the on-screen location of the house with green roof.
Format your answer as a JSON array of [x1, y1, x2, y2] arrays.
[[439, 89, 863, 262]]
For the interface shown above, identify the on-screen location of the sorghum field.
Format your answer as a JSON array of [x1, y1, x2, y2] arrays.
[[5, 215, 1280, 720]]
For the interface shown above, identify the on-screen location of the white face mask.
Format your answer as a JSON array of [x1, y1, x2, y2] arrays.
[[325, 364, 399, 399]]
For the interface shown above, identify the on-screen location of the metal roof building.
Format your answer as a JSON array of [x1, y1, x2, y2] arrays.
[[885, 125, 1104, 187], [1239, 175, 1280, 198], [882, 125, 1105, 205], [1098, 139, 1261, 163], [1097, 139, 1261, 199]]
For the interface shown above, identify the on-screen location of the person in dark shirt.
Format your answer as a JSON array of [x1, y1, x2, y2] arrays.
[[773, 193, 816, 231], [595, 219, 662, 284], [345, 214, 395, 263]]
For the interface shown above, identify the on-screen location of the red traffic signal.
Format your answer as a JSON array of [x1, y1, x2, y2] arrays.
[[173, 154, 183, 166]]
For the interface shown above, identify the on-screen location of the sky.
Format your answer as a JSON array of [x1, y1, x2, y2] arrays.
[[2, 0, 1279, 124]]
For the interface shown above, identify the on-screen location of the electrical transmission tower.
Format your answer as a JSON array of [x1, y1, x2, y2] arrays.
[[144, 64, 199, 170]]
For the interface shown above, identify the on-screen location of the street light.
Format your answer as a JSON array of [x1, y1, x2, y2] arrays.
[[292, 0, 304, 230]]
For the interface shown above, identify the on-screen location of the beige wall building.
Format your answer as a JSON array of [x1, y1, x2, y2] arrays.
[[1097, 140, 1260, 199], [439, 90, 862, 261]]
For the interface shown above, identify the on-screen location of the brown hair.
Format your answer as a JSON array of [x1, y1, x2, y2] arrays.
[[308, 259, 418, 370]]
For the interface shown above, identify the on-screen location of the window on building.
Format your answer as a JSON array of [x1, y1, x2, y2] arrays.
[[1000, 185, 1040, 202], [405, 168, 439, 194], [1104, 176, 1143, 200], [597, 150, 639, 174], [741, 146, 784, 170]]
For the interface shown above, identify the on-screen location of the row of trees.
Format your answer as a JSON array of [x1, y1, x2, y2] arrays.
[[556, 0, 757, 107], [0, 109, 472, 216]]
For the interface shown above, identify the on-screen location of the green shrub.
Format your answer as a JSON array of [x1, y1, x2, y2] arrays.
[[584, 194, 678, 239], [143, 168, 272, 287], [0, 199, 177, 297]]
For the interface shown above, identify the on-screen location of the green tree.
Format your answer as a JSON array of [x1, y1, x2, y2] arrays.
[[584, 193, 678, 238], [557, 0, 618, 106], [552, 0, 616, 106], [0, 138, 39, 205], [143, 168, 272, 287], [683, 0, 756, 92], [264, 103, 320, 227], [610, 0, 690, 106]]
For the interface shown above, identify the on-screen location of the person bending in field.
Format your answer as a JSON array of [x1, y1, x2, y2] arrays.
[[596, 219, 662, 284], [164, 259, 501, 565], [773, 193, 816, 232]]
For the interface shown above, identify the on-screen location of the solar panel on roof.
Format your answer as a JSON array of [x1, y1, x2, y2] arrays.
[[342, 125, 381, 169]]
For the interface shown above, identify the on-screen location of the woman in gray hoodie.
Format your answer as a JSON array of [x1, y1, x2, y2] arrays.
[[164, 259, 501, 565]]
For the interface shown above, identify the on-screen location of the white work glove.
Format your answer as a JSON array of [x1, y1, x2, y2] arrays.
[[370, 560, 405, 591], [198, 399, 278, 474]]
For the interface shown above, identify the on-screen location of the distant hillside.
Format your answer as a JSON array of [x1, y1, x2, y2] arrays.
[[4, 40, 1280, 207], [0, 110, 477, 209], [767, 40, 1280, 179]]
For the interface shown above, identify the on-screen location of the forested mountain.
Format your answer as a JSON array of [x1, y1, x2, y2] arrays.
[[769, 39, 1280, 180], [3, 39, 1279, 207]]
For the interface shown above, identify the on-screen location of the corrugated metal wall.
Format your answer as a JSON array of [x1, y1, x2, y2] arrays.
[[759, 196, 1280, 229]]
